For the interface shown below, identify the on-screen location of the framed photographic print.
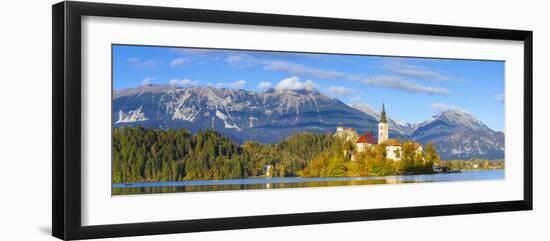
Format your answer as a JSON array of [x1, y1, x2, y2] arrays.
[[52, 1, 533, 240]]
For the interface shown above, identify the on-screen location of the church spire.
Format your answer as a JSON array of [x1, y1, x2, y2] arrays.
[[380, 103, 387, 123]]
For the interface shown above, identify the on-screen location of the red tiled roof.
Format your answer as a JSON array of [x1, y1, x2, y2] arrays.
[[357, 132, 376, 144]]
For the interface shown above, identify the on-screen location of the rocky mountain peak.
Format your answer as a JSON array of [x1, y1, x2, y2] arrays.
[[112, 85, 504, 160]]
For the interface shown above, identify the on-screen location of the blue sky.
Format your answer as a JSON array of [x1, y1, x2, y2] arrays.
[[113, 45, 505, 131]]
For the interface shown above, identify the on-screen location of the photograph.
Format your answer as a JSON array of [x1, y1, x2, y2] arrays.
[[0, 0, 541, 240], [111, 44, 505, 195]]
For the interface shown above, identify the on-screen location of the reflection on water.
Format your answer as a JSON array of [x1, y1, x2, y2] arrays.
[[112, 170, 504, 196]]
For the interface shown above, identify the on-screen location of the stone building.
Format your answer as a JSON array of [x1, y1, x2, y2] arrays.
[[378, 103, 389, 144], [335, 103, 424, 162], [356, 130, 377, 153], [334, 126, 359, 142]]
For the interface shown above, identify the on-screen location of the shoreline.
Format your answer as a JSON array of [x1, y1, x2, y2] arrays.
[[113, 169, 504, 188]]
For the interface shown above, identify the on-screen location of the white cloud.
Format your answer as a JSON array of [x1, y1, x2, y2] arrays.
[[250, 58, 448, 95], [170, 48, 223, 64], [170, 58, 190, 67], [257, 81, 272, 90], [207, 82, 226, 88], [127, 57, 157, 68], [495, 93, 505, 103], [217, 53, 449, 94], [431, 102, 462, 112], [360, 75, 449, 95], [348, 91, 365, 103], [140, 77, 154, 86], [382, 60, 450, 81], [225, 55, 257, 68], [225, 55, 244, 64], [169, 78, 198, 86], [263, 60, 346, 79], [329, 86, 352, 96], [230, 80, 247, 88], [275, 76, 316, 91], [351, 102, 377, 115]]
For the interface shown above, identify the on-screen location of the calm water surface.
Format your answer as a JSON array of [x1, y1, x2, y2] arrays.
[[112, 169, 504, 195]]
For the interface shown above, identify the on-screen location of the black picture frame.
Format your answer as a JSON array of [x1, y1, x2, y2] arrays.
[[52, 1, 533, 240]]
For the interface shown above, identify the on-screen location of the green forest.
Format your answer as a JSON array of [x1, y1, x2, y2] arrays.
[[112, 126, 442, 183]]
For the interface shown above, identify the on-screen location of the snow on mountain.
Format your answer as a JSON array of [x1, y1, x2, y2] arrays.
[[351, 103, 416, 135], [350, 105, 504, 159], [112, 85, 378, 143], [411, 109, 504, 160], [116, 106, 148, 123], [113, 85, 504, 160]]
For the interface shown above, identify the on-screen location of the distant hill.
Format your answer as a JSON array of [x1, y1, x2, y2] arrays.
[[409, 109, 505, 160], [113, 84, 504, 160]]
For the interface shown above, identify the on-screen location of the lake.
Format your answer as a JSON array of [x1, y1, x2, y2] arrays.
[[112, 169, 504, 195]]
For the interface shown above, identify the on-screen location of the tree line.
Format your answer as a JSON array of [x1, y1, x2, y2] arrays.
[[441, 159, 505, 171], [300, 140, 439, 177], [112, 126, 441, 183]]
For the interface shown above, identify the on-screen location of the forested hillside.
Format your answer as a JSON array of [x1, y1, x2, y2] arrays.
[[113, 126, 442, 183], [112, 127, 337, 183]]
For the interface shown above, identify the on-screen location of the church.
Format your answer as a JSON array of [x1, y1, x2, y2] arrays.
[[334, 104, 422, 161]]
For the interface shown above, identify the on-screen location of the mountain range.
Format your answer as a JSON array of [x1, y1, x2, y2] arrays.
[[113, 84, 505, 160]]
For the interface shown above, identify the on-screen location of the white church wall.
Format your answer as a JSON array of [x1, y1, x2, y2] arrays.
[[386, 146, 401, 161]]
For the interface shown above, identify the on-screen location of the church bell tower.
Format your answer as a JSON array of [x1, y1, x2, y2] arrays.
[[378, 103, 389, 144]]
